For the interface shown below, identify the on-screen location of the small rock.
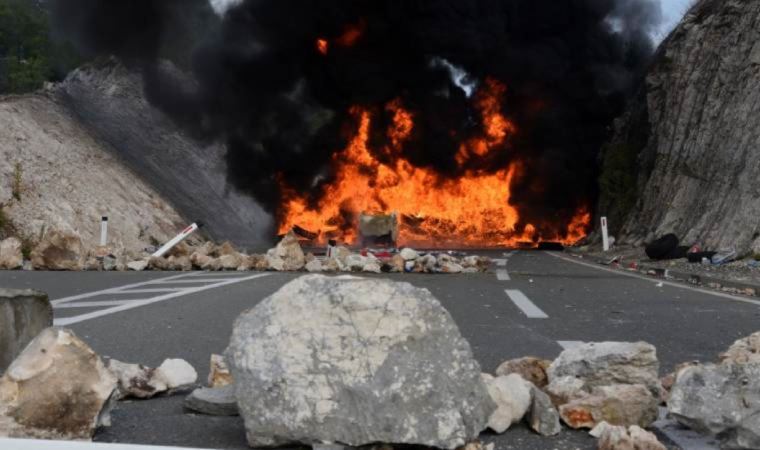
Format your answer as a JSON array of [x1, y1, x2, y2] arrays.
[[547, 341, 662, 398], [362, 261, 382, 273], [305, 259, 324, 272], [184, 385, 238, 416], [127, 259, 149, 271], [418, 254, 437, 271], [219, 253, 243, 270], [389, 254, 405, 272], [719, 331, 760, 364], [102, 255, 118, 271], [266, 231, 306, 271], [593, 422, 666, 450], [0, 237, 23, 270], [201, 257, 223, 271], [559, 384, 658, 429], [167, 255, 192, 271], [400, 247, 419, 261], [482, 373, 532, 434], [323, 257, 340, 272], [148, 256, 170, 270], [208, 354, 233, 388], [107, 358, 198, 400], [216, 241, 238, 257], [440, 261, 464, 273], [345, 253, 368, 271], [22, 261, 33, 271], [190, 252, 212, 269], [545, 375, 586, 406], [84, 256, 102, 271], [496, 356, 551, 388], [528, 386, 561, 436], [0, 327, 117, 439]]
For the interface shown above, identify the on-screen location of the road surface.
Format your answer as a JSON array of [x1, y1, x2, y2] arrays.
[[2, 250, 757, 449]]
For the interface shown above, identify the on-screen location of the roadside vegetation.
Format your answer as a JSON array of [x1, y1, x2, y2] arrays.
[[0, 0, 83, 94]]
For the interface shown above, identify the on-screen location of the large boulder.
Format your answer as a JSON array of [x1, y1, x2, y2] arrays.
[[0, 237, 23, 270], [30, 230, 85, 270], [0, 289, 52, 373], [225, 274, 494, 449], [668, 363, 760, 449], [547, 342, 661, 398], [0, 327, 117, 439]]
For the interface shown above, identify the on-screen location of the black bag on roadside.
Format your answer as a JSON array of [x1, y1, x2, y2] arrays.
[[645, 234, 679, 260], [687, 251, 717, 263]]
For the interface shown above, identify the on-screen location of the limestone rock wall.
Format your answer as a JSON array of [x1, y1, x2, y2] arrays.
[[609, 0, 760, 253]]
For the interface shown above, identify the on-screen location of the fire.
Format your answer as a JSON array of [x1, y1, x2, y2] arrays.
[[278, 80, 590, 248], [316, 39, 329, 55]]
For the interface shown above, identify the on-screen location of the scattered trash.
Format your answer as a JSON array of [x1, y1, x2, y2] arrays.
[[656, 282, 664, 287], [711, 248, 737, 265], [687, 251, 717, 263]]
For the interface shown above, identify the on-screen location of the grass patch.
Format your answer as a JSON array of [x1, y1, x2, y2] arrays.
[[12, 162, 22, 202]]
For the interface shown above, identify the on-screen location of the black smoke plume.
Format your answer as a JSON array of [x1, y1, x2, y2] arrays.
[[51, 0, 662, 238]]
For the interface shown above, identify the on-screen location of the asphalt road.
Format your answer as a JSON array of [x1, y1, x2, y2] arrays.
[[3, 250, 759, 450]]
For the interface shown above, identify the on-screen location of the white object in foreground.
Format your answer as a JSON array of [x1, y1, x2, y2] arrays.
[[100, 216, 108, 246], [601, 216, 610, 251], [0, 439, 216, 450], [152, 222, 201, 258]]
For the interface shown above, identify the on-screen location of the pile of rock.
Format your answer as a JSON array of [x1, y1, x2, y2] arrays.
[[666, 331, 760, 449]]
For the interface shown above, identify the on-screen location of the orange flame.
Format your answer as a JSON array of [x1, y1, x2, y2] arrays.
[[278, 81, 590, 248], [316, 39, 329, 55]]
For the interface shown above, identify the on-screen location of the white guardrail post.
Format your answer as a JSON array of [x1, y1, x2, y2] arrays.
[[601, 216, 610, 252]]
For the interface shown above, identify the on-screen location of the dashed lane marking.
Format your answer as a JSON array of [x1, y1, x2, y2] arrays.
[[494, 258, 507, 267], [53, 272, 270, 326], [505, 289, 548, 318], [546, 251, 760, 307], [496, 269, 511, 281]]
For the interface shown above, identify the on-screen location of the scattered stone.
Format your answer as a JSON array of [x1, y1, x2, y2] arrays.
[[400, 247, 419, 261], [219, 253, 243, 270], [390, 254, 405, 272], [84, 256, 102, 271], [30, 230, 85, 270], [184, 385, 238, 416], [190, 252, 212, 269], [323, 257, 340, 272], [418, 254, 437, 272], [127, 259, 149, 271], [440, 261, 464, 273], [547, 342, 661, 398], [201, 257, 223, 271], [305, 259, 324, 272], [559, 384, 658, 429], [528, 386, 561, 436], [251, 254, 269, 271], [592, 422, 666, 450], [0, 327, 117, 439], [345, 253, 369, 271], [266, 231, 306, 271], [545, 375, 586, 406], [226, 274, 494, 449], [362, 261, 382, 273], [194, 241, 215, 257], [107, 358, 198, 400], [668, 362, 760, 449], [0, 237, 23, 270], [0, 289, 52, 372], [148, 256, 170, 271], [461, 255, 490, 271], [166, 241, 192, 258], [208, 354, 233, 388], [236, 255, 255, 271], [482, 373, 532, 434], [496, 356, 551, 388], [167, 255, 192, 271], [102, 255, 118, 271], [22, 261, 33, 271], [719, 331, 760, 364], [660, 361, 699, 398], [216, 241, 237, 257]]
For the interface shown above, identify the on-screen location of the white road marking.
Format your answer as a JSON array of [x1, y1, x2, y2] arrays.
[[505, 289, 548, 318], [546, 251, 760, 307], [53, 273, 270, 326], [503, 251, 516, 258], [557, 340, 585, 350], [0, 437, 214, 450], [113, 288, 185, 294], [496, 269, 511, 281], [55, 300, 146, 308], [51, 273, 193, 305], [494, 258, 507, 267], [149, 278, 241, 283]]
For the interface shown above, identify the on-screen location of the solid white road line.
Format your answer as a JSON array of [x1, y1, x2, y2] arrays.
[[53, 273, 270, 326], [505, 289, 548, 318], [54, 300, 147, 309], [112, 288, 185, 294], [0, 438, 214, 450], [496, 269, 511, 281], [149, 278, 241, 283], [546, 251, 760, 307], [557, 340, 585, 350], [51, 273, 193, 305]]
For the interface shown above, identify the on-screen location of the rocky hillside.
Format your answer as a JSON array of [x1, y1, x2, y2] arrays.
[[0, 91, 185, 257], [599, 0, 760, 254], [54, 60, 272, 250]]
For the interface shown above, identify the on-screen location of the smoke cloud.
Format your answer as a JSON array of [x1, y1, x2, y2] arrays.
[[51, 0, 662, 238]]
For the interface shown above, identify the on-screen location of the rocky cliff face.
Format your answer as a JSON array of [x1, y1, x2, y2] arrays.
[[601, 0, 760, 254], [55, 61, 273, 250], [0, 91, 185, 256]]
